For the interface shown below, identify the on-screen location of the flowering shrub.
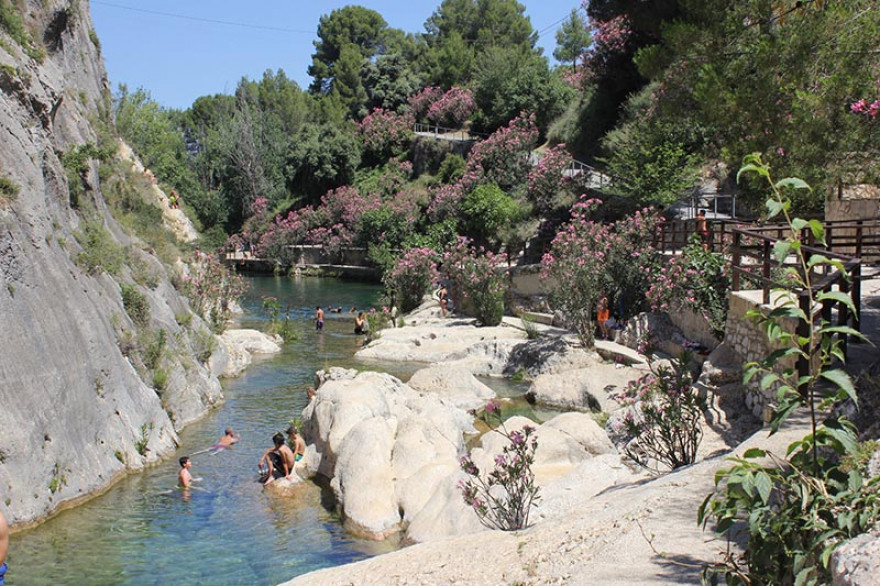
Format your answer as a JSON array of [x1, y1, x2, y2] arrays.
[[426, 87, 476, 128], [443, 237, 508, 326], [647, 235, 730, 338], [180, 250, 248, 332], [384, 247, 440, 313], [613, 352, 705, 471], [849, 79, 880, 120], [458, 400, 540, 531], [541, 197, 661, 346], [527, 144, 572, 213], [407, 86, 444, 121], [358, 108, 414, 163], [467, 112, 539, 191]]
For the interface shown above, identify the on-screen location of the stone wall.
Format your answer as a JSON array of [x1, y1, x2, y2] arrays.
[[724, 291, 804, 420]]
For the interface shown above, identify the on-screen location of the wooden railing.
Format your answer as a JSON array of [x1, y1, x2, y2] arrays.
[[730, 226, 863, 378], [653, 218, 750, 253]]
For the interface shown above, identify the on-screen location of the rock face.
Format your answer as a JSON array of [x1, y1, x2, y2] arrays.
[[832, 530, 880, 585], [407, 365, 495, 409], [0, 2, 224, 526]]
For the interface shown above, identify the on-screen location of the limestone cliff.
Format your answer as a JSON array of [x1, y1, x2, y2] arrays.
[[0, 0, 223, 526]]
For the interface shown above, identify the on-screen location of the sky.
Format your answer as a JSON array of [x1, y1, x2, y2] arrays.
[[88, 0, 584, 110]]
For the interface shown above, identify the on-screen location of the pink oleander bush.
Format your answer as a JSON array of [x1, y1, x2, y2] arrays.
[[541, 197, 661, 346], [612, 352, 705, 471], [467, 112, 539, 191], [358, 108, 414, 162], [442, 237, 508, 326], [407, 86, 444, 121], [180, 250, 248, 332], [527, 143, 572, 213], [646, 235, 730, 338], [458, 399, 540, 531], [850, 79, 880, 120], [384, 247, 440, 313], [426, 87, 476, 128]]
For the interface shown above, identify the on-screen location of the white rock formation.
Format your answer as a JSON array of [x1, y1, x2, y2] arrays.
[[216, 329, 282, 377], [526, 363, 650, 413], [407, 365, 495, 409]]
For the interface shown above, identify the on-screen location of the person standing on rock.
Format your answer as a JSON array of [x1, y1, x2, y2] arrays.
[[0, 508, 9, 585], [258, 433, 296, 485], [315, 306, 325, 331]]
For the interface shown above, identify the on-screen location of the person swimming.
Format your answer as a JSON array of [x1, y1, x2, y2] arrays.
[[210, 427, 240, 454]]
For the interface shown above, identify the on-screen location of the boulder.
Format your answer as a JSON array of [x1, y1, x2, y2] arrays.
[[503, 337, 599, 377], [831, 530, 880, 585], [403, 468, 487, 543], [216, 329, 282, 377], [315, 366, 358, 389], [407, 365, 495, 409], [526, 364, 649, 413], [330, 417, 401, 540]]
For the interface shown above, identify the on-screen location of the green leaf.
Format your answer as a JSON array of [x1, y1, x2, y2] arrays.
[[760, 372, 780, 390], [791, 218, 808, 231], [815, 290, 857, 313], [807, 219, 825, 245], [820, 369, 856, 403], [775, 177, 812, 192], [755, 471, 773, 504], [773, 240, 792, 263], [743, 448, 766, 459], [766, 198, 784, 218]]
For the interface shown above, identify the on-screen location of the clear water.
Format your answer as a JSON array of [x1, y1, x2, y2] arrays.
[[7, 276, 547, 585], [7, 276, 397, 586]]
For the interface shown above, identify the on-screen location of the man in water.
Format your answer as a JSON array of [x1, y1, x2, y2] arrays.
[[315, 306, 325, 331], [258, 433, 296, 485], [177, 456, 195, 489], [0, 508, 8, 585], [286, 426, 306, 465], [211, 427, 240, 453]]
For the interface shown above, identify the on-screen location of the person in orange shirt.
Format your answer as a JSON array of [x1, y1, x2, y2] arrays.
[[597, 294, 611, 340]]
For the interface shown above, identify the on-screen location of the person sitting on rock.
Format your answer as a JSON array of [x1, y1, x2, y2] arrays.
[[285, 426, 306, 465], [258, 432, 296, 485]]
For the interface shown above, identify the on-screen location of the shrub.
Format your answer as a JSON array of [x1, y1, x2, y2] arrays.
[[458, 399, 541, 531], [179, 250, 248, 332], [364, 307, 392, 342], [384, 247, 439, 313], [0, 176, 20, 205], [442, 237, 508, 326], [647, 234, 730, 339], [142, 329, 166, 369], [698, 154, 880, 585], [613, 351, 705, 471], [120, 283, 150, 329], [262, 296, 299, 342], [74, 218, 125, 276], [426, 87, 476, 128]]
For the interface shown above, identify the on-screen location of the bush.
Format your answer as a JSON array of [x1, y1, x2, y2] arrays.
[[443, 237, 508, 326], [0, 176, 20, 205], [384, 248, 439, 313], [120, 283, 150, 328], [74, 218, 125, 276], [613, 352, 705, 471], [458, 400, 541, 531]]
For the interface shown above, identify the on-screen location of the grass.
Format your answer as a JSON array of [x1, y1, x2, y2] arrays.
[[0, 0, 46, 61], [120, 283, 150, 328]]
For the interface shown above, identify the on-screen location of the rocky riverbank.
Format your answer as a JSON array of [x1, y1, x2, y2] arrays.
[[282, 300, 780, 584]]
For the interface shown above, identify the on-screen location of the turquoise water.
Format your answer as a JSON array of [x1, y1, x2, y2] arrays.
[[7, 277, 396, 586]]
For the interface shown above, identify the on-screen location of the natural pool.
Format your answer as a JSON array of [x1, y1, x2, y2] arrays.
[[7, 276, 548, 585]]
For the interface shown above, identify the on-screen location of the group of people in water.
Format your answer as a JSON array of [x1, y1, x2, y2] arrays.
[[314, 306, 372, 336], [176, 425, 308, 492]]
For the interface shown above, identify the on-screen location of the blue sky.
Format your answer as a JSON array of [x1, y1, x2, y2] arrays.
[[89, 0, 584, 110]]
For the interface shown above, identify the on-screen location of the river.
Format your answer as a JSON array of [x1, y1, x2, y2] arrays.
[[7, 275, 543, 585]]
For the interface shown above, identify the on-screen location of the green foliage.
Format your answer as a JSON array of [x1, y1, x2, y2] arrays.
[[553, 9, 591, 67], [287, 123, 361, 201], [120, 284, 150, 329], [135, 422, 153, 456], [261, 296, 299, 342], [460, 183, 524, 248], [699, 155, 878, 585], [442, 238, 508, 327], [0, 0, 45, 61], [459, 399, 541, 531], [74, 217, 125, 276], [0, 175, 20, 204], [152, 368, 168, 393], [519, 314, 540, 340], [191, 326, 217, 364], [88, 28, 100, 52], [308, 5, 392, 94], [142, 328, 166, 370], [61, 143, 112, 207], [364, 308, 391, 343], [613, 351, 705, 471], [437, 153, 466, 185]]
